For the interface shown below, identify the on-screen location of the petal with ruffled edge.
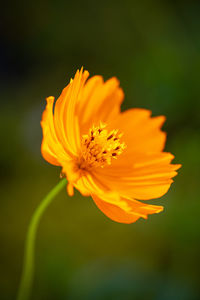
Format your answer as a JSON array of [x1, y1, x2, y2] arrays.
[[54, 68, 89, 156], [41, 96, 70, 166], [93, 152, 181, 200], [72, 171, 163, 224], [92, 194, 163, 224], [77, 76, 124, 135], [41, 68, 90, 166], [110, 108, 167, 153]]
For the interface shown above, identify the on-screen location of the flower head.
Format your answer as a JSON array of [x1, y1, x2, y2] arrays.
[[41, 68, 181, 224]]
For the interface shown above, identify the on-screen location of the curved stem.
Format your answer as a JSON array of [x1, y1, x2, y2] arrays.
[[17, 178, 67, 300]]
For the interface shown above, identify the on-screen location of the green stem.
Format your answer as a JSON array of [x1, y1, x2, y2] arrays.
[[17, 178, 67, 300]]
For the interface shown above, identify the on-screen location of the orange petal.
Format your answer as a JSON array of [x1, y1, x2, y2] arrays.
[[74, 172, 108, 197], [75, 172, 164, 223], [77, 76, 124, 135], [41, 96, 70, 165], [54, 68, 89, 156], [110, 108, 166, 153], [93, 152, 181, 200], [92, 194, 163, 224]]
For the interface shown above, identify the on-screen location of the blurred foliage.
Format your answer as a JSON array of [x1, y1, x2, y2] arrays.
[[1, 0, 200, 299]]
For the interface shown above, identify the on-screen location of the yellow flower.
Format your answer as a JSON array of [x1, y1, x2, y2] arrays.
[[41, 68, 181, 223]]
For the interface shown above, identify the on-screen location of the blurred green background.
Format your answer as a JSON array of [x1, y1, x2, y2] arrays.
[[1, 0, 200, 299]]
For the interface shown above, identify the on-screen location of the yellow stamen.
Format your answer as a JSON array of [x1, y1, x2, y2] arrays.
[[80, 123, 126, 169]]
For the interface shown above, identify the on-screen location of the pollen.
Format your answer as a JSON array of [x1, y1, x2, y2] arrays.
[[80, 122, 126, 169]]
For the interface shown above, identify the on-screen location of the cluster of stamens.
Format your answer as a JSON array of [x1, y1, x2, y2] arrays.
[[80, 122, 126, 169]]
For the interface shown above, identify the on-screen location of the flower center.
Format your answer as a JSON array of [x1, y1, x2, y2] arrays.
[[80, 122, 126, 169]]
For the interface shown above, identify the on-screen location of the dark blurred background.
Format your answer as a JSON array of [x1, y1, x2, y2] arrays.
[[1, 0, 200, 299]]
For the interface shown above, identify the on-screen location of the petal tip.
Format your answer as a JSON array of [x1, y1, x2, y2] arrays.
[[46, 96, 55, 103]]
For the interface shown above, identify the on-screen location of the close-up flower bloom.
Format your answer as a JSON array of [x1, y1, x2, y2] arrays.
[[41, 68, 181, 224]]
